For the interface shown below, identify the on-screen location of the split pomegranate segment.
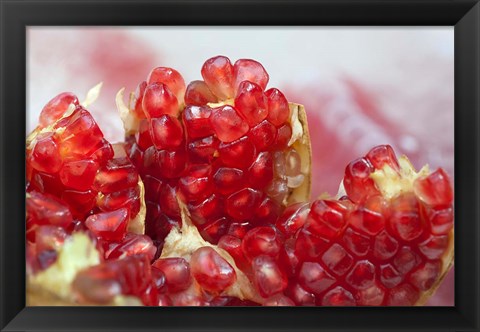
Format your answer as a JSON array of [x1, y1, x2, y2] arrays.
[[123, 55, 307, 246]]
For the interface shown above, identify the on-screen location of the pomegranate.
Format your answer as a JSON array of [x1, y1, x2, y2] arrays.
[[26, 59, 454, 307], [117, 56, 311, 246]]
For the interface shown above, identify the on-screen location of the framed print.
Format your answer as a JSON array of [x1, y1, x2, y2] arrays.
[[1, 0, 479, 331]]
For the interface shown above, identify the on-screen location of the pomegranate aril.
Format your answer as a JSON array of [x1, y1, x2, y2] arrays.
[[58, 108, 104, 156], [136, 119, 154, 150], [285, 282, 316, 306], [218, 235, 249, 271], [188, 194, 222, 226], [233, 59, 269, 92], [190, 246, 236, 293], [349, 208, 385, 236], [61, 189, 97, 219], [343, 157, 379, 203], [380, 264, 403, 288], [173, 293, 208, 306], [355, 283, 385, 306], [242, 226, 282, 261], [210, 105, 249, 143], [388, 193, 424, 241], [321, 243, 354, 276], [85, 208, 129, 242], [133, 81, 147, 117], [147, 67, 186, 103], [98, 187, 141, 215], [276, 202, 309, 237], [295, 228, 329, 262], [226, 188, 262, 221], [142, 83, 179, 118], [183, 105, 213, 139], [94, 157, 138, 194], [409, 261, 441, 291], [28, 171, 63, 196], [393, 246, 422, 275], [234, 81, 268, 127], [39, 92, 79, 128], [29, 133, 63, 173], [200, 217, 228, 244], [285, 148, 304, 188], [184, 80, 218, 106], [227, 222, 249, 239], [298, 261, 336, 296], [59, 159, 99, 191], [345, 260, 375, 290], [263, 294, 295, 306], [213, 167, 244, 196], [273, 123, 292, 150], [149, 115, 184, 150], [187, 136, 219, 163], [414, 168, 453, 208], [265, 88, 289, 127], [146, 148, 186, 179], [143, 175, 163, 202], [247, 120, 276, 151], [306, 200, 347, 239], [218, 136, 256, 169], [278, 238, 299, 277], [342, 227, 370, 257], [252, 255, 287, 298], [35, 225, 67, 252], [428, 206, 454, 235], [159, 183, 180, 218], [418, 235, 449, 260], [201, 55, 235, 99], [178, 164, 213, 202], [153, 257, 192, 293], [321, 286, 355, 306], [266, 178, 289, 204], [253, 196, 282, 226], [386, 283, 419, 306], [373, 230, 399, 261], [89, 139, 114, 166], [248, 152, 274, 189], [107, 233, 157, 262], [27, 191, 73, 228], [365, 145, 400, 172]]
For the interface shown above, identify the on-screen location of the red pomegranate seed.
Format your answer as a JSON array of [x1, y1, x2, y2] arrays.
[[173, 293, 208, 306], [187, 136, 219, 163], [427, 206, 454, 235], [348, 207, 385, 236], [142, 83, 179, 118], [321, 243, 354, 276], [149, 115, 184, 150], [89, 139, 114, 166], [213, 167, 244, 196], [409, 260, 441, 290], [107, 233, 157, 261], [184, 80, 218, 106], [225, 188, 262, 221], [27, 191, 73, 228], [210, 105, 249, 143], [233, 59, 269, 92], [248, 121, 277, 152], [159, 183, 180, 218], [218, 235, 248, 271], [365, 145, 400, 172], [355, 283, 385, 306], [58, 107, 104, 156], [183, 106, 214, 139], [178, 164, 213, 202], [373, 230, 399, 260], [218, 136, 256, 169], [265, 88, 289, 127], [321, 286, 355, 306], [342, 227, 371, 257], [133, 81, 147, 117], [61, 189, 97, 219], [234, 81, 268, 127], [345, 260, 375, 290], [273, 123, 292, 150], [388, 193, 425, 241], [93, 157, 138, 194], [29, 171, 63, 196], [380, 264, 403, 288], [418, 235, 449, 260], [252, 255, 287, 298], [97, 186, 141, 216], [343, 157, 379, 203], [30, 133, 63, 173], [248, 152, 274, 189], [306, 200, 348, 239], [35, 225, 67, 252], [253, 196, 282, 226], [386, 283, 419, 306], [188, 194, 223, 226], [285, 282, 316, 306], [147, 67, 186, 102], [143, 175, 163, 202], [152, 257, 192, 293], [227, 222, 250, 239], [59, 159, 99, 191], [136, 119, 154, 150], [294, 228, 329, 262], [39, 92, 79, 128], [201, 55, 235, 100], [190, 246, 236, 293], [276, 202, 310, 236], [298, 262, 336, 296], [414, 168, 453, 208], [278, 238, 299, 277], [241, 226, 282, 261], [393, 246, 422, 275], [201, 217, 229, 244], [149, 148, 186, 179], [85, 208, 129, 242]]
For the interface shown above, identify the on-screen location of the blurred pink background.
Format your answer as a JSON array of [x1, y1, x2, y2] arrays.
[[27, 27, 454, 306]]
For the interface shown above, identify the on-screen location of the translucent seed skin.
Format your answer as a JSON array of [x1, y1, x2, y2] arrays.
[[39, 92, 79, 128], [142, 83, 180, 118], [149, 115, 184, 150], [201, 55, 235, 100], [210, 105, 249, 143], [234, 81, 268, 127], [233, 59, 269, 92], [185, 80, 218, 106], [85, 208, 129, 242], [30, 133, 63, 173], [147, 67, 186, 103], [265, 88, 290, 127]]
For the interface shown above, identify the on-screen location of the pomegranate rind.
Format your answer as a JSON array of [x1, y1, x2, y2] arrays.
[[286, 103, 311, 205], [160, 201, 264, 304]]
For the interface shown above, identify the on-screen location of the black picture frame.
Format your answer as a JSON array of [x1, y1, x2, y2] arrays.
[[1, 0, 479, 331]]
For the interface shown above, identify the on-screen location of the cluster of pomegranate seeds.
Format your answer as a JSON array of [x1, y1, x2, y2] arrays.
[[26, 93, 152, 270], [125, 55, 305, 246], [213, 145, 453, 305]]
